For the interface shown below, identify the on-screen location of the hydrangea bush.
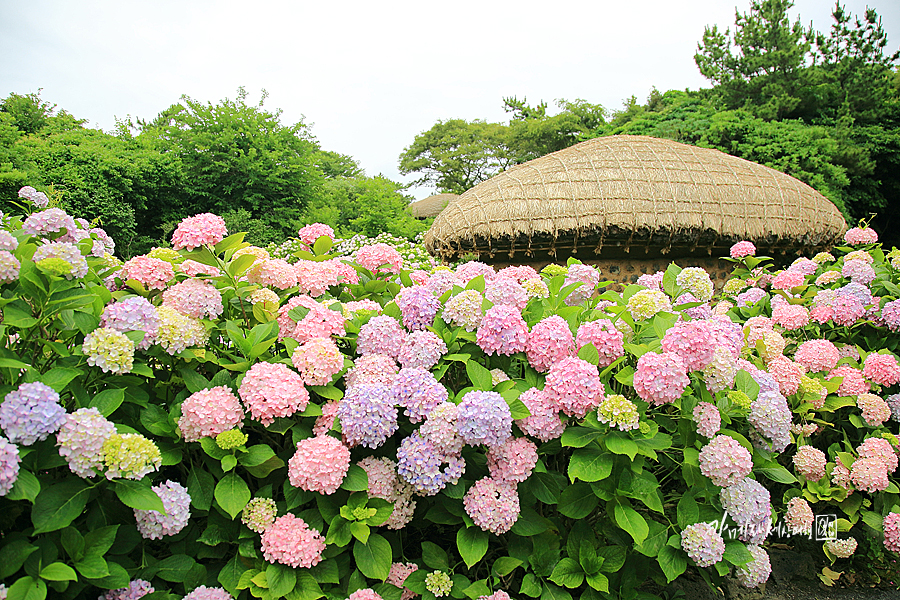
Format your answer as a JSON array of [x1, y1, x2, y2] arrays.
[[1, 195, 900, 600]]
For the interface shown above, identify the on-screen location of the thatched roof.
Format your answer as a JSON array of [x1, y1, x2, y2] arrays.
[[410, 193, 457, 219], [425, 135, 847, 261]]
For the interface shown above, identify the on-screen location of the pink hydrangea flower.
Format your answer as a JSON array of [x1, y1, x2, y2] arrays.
[[794, 339, 840, 372], [277, 295, 345, 343], [171, 213, 227, 250], [857, 393, 891, 427], [736, 545, 771, 588], [792, 445, 826, 481], [661, 320, 715, 372], [699, 435, 752, 487], [633, 352, 689, 405], [180, 259, 222, 277], [56, 408, 116, 478], [784, 497, 813, 535], [543, 357, 604, 418], [730, 241, 756, 258], [346, 354, 399, 387], [179, 386, 244, 442], [767, 355, 803, 397], [392, 368, 448, 423], [692, 402, 721, 438], [134, 480, 191, 540], [121, 255, 175, 290], [681, 523, 726, 567], [261, 514, 325, 568], [288, 435, 350, 494], [183, 586, 233, 600], [526, 315, 576, 372], [516, 388, 565, 442], [844, 227, 878, 245], [398, 330, 447, 370], [476, 305, 528, 356], [238, 362, 309, 425], [0, 251, 20, 284], [884, 513, 900, 552], [826, 538, 857, 558], [358, 457, 416, 529], [297, 223, 335, 247], [356, 315, 406, 357], [771, 270, 805, 291], [349, 590, 383, 600], [247, 258, 297, 290], [576, 319, 624, 368], [486, 437, 538, 484], [291, 337, 344, 386], [858, 437, 898, 473], [497, 265, 540, 283], [563, 264, 600, 306], [827, 365, 870, 397], [863, 353, 900, 387], [356, 243, 403, 274], [771, 304, 809, 330], [442, 289, 484, 331], [455, 261, 496, 283], [294, 260, 346, 296], [162, 278, 223, 319], [485, 276, 529, 311], [463, 477, 520, 534], [850, 457, 889, 492], [388, 563, 420, 600]]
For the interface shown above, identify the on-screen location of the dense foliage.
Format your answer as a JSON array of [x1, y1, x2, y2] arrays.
[[2, 188, 900, 600], [0, 89, 425, 258], [398, 2, 900, 245]]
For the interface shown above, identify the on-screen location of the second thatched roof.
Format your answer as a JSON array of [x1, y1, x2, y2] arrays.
[[425, 135, 847, 261], [410, 193, 457, 219]]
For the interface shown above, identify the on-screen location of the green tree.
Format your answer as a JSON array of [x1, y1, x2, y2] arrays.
[[695, 0, 813, 120], [0, 90, 56, 134], [503, 97, 607, 162], [398, 119, 513, 194], [139, 88, 323, 242]]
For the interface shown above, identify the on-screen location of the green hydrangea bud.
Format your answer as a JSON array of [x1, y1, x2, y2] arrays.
[[727, 390, 752, 410], [425, 571, 453, 597], [541, 264, 568, 277], [36, 257, 73, 276], [148, 247, 183, 264], [216, 429, 248, 450]]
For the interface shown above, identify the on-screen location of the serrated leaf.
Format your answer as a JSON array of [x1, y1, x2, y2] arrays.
[[549, 558, 584, 589], [657, 546, 687, 583], [457, 527, 488, 569], [115, 479, 165, 512], [215, 472, 250, 519]]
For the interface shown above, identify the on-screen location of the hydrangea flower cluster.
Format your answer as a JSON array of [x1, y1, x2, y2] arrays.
[[857, 393, 891, 427], [162, 278, 223, 319], [0, 251, 20, 283], [22, 207, 76, 237], [826, 538, 858, 558], [476, 304, 528, 356], [703, 347, 737, 394], [249, 288, 279, 306], [82, 327, 135, 374], [396, 433, 464, 495], [749, 389, 792, 453], [420, 402, 464, 456], [680, 523, 725, 566], [0, 436, 20, 496], [348, 590, 383, 600], [730, 240, 756, 258], [393, 368, 448, 423], [736, 287, 767, 307], [463, 476, 520, 534], [456, 261, 496, 283], [178, 386, 244, 442], [395, 285, 441, 331], [792, 445, 826, 481], [134, 480, 191, 539], [627, 289, 671, 320], [33, 241, 88, 279], [544, 357, 604, 418], [291, 337, 344, 386], [156, 306, 207, 354], [457, 391, 512, 447], [356, 315, 406, 358], [736, 545, 771, 588], [850, 457, 889, 492], [238, 362, 308, 425], [101, 296, 159, 350], [100, 580, 155, 600], [516, 388, 565, 442], [675, 267, 714, 301], [784, 497, 813, 535], [182, 586, 233, 600], [563, 264, 600, 305], [260, 514, 325, 568], [398, 330, 447, 369], [633, 352, 688, 406], [356, 243, 403, 274], [576, 319, 624, 367], [120, 255, 175, 290], [171, 213, 227, 250], [277, 296, 346, 344], [424, 571, 453, 597], [597, 394, 640, 431], [884, 512, 900, 552], [346, 354, 399, 387], [101, 433, 161, 480], [692, 402, 721, 438], [661, 321, 715, 372], [720, 477, 771, 544], [442, 290, 484, 331], [339, 384, 398, 448], [388, 562, 419, 600], [857, 437, 898, 473], [844, 226, 878, 245], [485, 276, 528, 310], [794, 339, 840, 372], [0, 382, 67, 446], [487, 437, 538, 483], [358, 457, 416, 529], [526, 315, 576, 372], [294, 260, 348, 296], [247, 258, 297, 290], [57, 408, 116, 478], [242, 497, 278, 533], [297, 223, 335, 246], [771, 303, 810, 330], [699, 435, 752, 487], [863, 353, 900, 386], [288, 435, 350, 494], [18, 185, 49, 208]]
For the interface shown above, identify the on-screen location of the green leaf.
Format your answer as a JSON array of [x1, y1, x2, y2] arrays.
[[32, 480, 91, 534], [40, 368, 81, 393], [540, 582, 572, 600], [155, 554, 197, 582], [228, 253, 258, 278], [508, 399, 531, 420], [676, 494, 699, 529], [604, 433, 638, 460], [561, 427, 602, 448], [519, 574, 541, 597], [558, 482, 598, 519], [0, 357, 31, 369], [0, 541, 38, 579], [568, 447, 613, 483], [350, 521, 371, 544], [613, 500, 648, 544], [422, 541, 450, 571], [353, 534, 392, 580], [526, 472, 563, 504], [7, 469, 40, 503], [7, 576, 47, 600], [757, 464, 798, 484], [74, 555, 109, 579], [657, 546, 687, 583], [187, 467, 215, 511], [457, 527, 489, 568], [179, 367, 210, 393], [491, 557, 522, 577], [549, 558, 584, 589], [723, 541, 753, 566], [267, 563, 297, 598], [341, 464, 369, 491], [577, 343, 600, 366], [215, 472, 251, 519], [309, 384, 343, 400], [39, 562, 77, 582], [286, 572, 324, 600], [115, 479, 165, 512], [584, 572, 609, 593], [466, 361, 493, 391], [83, 525, 118, 557], [89, 388, 125, 417], [862, 510, 884, 533]]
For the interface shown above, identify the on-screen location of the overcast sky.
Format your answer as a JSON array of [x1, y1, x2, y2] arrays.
[[2, 0, 898, 200]]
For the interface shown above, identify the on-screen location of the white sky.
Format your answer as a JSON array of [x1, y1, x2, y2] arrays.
[[2, 0, 898, 200]]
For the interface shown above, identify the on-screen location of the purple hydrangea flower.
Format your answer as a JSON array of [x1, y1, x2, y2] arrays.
[[395, 286, 441, 331], [392, 368, 448, 423], [396, 433, 465, 496], [0, 435, 21, 496], [101, 296, 160, 350], [134, 480, 191, 539], [457, 391, 512, 448], [338, 384, 398, 448], [0, 382, 67, 446]]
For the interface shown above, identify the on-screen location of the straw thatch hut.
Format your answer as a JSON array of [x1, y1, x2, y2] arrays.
[[410, 193, 457, 219], [424, 135, 847, 285]]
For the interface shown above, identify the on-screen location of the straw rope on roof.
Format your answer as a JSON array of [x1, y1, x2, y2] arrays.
[[424, 135, 847, 261], [410, 193, 457, 218]]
